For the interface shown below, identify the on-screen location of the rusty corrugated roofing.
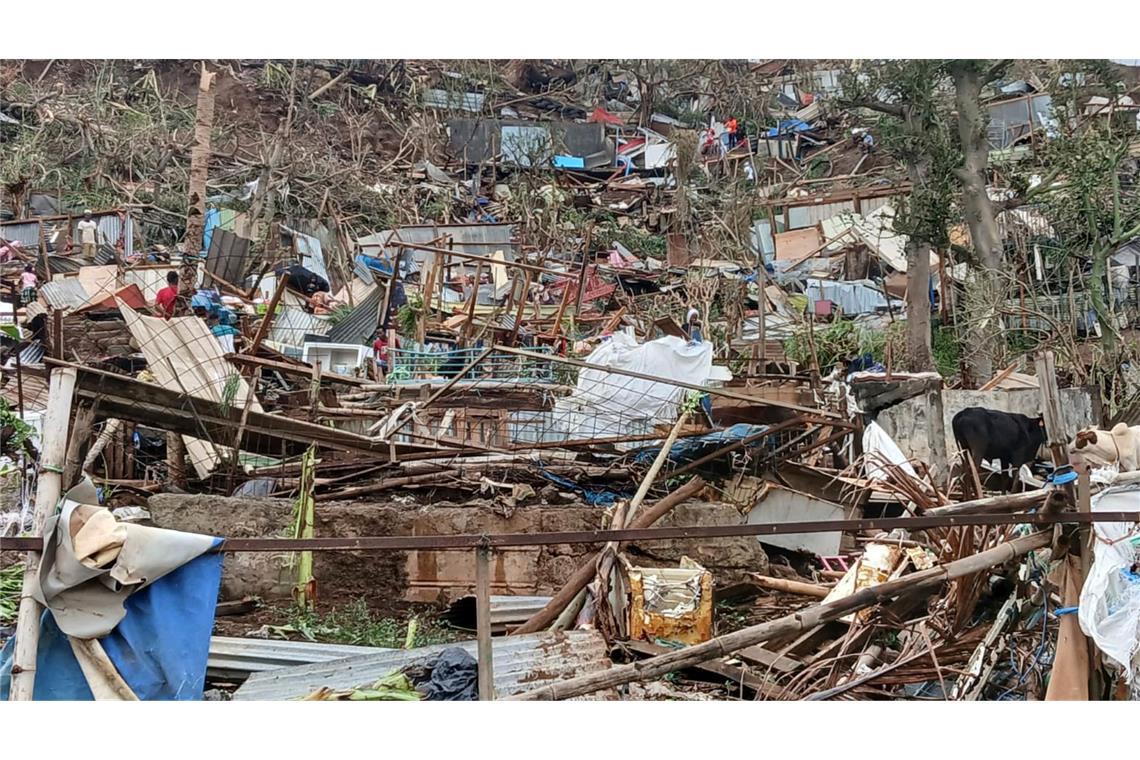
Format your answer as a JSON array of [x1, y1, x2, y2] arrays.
[[231, 630, 613, 701]]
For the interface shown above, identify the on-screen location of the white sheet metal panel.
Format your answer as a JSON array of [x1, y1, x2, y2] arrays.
[[744, 483, 847, 556], [269, 306, 333, 348], [357, 223, 516, 277], [119, 304, 262, 479]]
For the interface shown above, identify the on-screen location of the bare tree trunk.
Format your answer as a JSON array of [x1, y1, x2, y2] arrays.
[[183, 63, 216, 256], [950, 62, 1003, 383], [951, 64, 1002, 270], [905, 237, 935, 372]]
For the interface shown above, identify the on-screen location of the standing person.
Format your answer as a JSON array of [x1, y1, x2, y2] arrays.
[[372, 331, 395, 381], [20, 264, 38, 306], [77, 212, 100, 257], [155, 271, 179, 319], [726, 116, 739, 150]]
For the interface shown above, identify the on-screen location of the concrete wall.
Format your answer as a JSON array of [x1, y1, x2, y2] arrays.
[[877, 387, 1095, 467], [147, 495, 770, 606]]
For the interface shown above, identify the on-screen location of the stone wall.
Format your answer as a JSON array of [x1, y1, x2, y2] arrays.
[[146, 495, 770, 605], [877, 387, 1096, 467]]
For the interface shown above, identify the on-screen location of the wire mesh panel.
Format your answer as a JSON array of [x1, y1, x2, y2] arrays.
[[388, 347, 555, 384]]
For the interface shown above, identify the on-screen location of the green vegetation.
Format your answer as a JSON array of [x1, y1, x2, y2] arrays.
[[931, 324, 962, 377], [275, 599, 461, 649], [1, 563, 23, 624], [783, 319, 891, 370]]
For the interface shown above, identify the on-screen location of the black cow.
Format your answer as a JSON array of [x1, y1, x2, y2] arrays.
[[951, 407, 1046, 490]]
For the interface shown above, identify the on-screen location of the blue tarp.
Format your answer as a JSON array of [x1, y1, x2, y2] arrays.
[[0, 541, 223, 700], [767, 119, 814, 137], [538, 469, 624, 507], [552, 155, 586, 169], [356, 253, 393, 275], [632, 424, 771, 466], [203, 207, 221, 253]]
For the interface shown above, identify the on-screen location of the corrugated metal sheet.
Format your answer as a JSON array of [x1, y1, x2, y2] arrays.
[[423, 88, 485, 112], [326, 285, 382, 345], [269, 306, 333, 348], [40, 278, 91, 310], [357, 223, 516, 276], [208, 636, 389, 680], [0, 221, 39, 247], [47, 255, 84, 275], [444, 595, 553, 632], [204, 229, 254, 289], [787, 201, 846, 229], [232, 630, 613, 701]]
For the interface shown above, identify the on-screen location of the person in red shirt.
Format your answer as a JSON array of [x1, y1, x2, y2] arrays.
[[155, 271, 179, 319], [725, 117, 739, 150]]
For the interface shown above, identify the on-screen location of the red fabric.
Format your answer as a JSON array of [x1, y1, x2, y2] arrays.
[[588, 107, 625, 126], [726, 118, 738, 134], [155, 285, 178, 319]]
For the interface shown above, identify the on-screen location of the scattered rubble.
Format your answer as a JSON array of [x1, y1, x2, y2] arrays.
[[1, 58, 1140, 702]]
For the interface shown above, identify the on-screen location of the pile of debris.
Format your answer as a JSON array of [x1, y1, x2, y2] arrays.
[[0, 58, 1139, 703]]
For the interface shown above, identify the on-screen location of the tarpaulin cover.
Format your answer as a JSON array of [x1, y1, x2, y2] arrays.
[[416, 648, 478, 701], [0, 545, 223, 700], [863, 421, 919, 481], [537, 469, 623, 506], [1078, 485, 1140, 681], [632, 423, 770, 465], [553, 331, 713, 442], [767, 119, 813, 137]]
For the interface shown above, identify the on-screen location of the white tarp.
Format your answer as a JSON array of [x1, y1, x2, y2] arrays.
[[1079, 485, 1140, 681], [863, 421, 919, 481], [553, 331, 713, 441]]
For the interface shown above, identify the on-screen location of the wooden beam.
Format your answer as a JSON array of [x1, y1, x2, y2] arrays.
[[247, 276, 288, 356], [475, 546, 494, 701], [9, 367, 77, 700]]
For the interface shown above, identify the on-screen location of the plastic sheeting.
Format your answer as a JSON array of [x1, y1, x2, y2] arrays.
[[806, 278, 897, 315], [632, 423, 770, 465], [863, 421, 919, 481], [0, 548, 223, 700], [1078, 484, 1140, 681], [552, 331, 713, 441]]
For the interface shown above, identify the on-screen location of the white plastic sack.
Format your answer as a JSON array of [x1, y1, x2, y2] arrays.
[[553, 331, 713, 441], [862, 421, 919, 481], [1078, 485, 1140, 681]]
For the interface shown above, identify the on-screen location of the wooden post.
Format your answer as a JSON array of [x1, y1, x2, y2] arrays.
[[573, 225, 594, 320], [62, 402, 95, 488], [475, 545, 494, 701], [9, 366, 77, 701], [508, 271, 531, 347], [246, 275, 288, 356], [1034, 351, 1068, 466], [308, 360, 322, 422], [461, 262, 485, 348], [166, 433, 188, 490], [14, 346, 24, 417]]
